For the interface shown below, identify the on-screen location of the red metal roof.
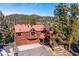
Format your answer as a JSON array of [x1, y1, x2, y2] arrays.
[[32, 25, 45, 31], [14, 24, 44, 32], [15, 24, 31, 32]]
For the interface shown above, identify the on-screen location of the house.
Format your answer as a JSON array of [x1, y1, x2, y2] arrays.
[[14, 24, 45, 46]]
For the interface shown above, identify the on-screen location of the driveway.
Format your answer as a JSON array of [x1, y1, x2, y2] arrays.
[[18, 46, 52, 56], [10, 43, 52, 56]]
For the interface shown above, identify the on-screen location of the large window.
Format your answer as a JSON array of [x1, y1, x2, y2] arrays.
[[30, 31, 36, 36], [28, 29, 37, 39]]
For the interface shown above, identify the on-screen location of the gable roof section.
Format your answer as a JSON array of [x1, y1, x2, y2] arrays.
[[14, 24, 44, 32], [15, 24, 31, 32], [32, 25, 45, 31]]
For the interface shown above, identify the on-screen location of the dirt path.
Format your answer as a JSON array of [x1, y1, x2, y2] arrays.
[[51, 45, 73, 56]]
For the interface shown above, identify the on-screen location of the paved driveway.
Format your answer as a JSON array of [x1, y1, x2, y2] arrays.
[[18, 46, 52, 56], [10, 43, 52, 56]]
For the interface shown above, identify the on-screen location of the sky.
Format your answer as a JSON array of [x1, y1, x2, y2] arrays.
[[0, 3, 56, 16], [0, 3, 79, 16]]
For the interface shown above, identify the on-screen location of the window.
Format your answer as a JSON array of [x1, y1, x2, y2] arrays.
[[16, 33, 21, 36], [29, 29, 36, 36], [30, 31, 36, 36], [28, 31, 37, 39], [28, 29, 38, 39]]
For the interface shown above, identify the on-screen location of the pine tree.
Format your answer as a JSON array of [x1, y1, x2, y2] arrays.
[[0, 10, 9, 43], [53, 3, 79, 52], [53, 3, 69, 45], [69, 3, 79, 51]]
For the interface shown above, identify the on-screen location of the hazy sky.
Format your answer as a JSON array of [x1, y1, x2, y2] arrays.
[[0, 3, 79, 16]]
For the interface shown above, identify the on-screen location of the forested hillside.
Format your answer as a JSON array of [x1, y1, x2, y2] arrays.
[[5, 14, 53, 26]]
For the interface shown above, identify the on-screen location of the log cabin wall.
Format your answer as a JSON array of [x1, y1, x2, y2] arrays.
[[14, 24, 44, 46]]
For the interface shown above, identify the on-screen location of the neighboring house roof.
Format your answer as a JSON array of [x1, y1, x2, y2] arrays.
[[14, 24, 44, 32]]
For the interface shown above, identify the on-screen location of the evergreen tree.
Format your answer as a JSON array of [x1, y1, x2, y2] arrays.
[[53, 3, 79, 52], [0, 10, 9, 43], [53, 3, 69, 45], [69, 3, 79, 51]]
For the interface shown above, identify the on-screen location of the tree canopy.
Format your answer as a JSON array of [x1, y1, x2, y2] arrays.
[[53, 3, 79, 53]]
